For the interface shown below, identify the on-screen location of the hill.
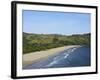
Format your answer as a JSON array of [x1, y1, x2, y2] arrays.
[[23, 32, 90, 54]]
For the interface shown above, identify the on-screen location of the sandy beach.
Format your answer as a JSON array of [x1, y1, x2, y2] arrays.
[[23, 45, 81, 67]]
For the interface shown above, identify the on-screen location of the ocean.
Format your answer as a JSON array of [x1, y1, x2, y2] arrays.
[[23, 46, 90, 69]]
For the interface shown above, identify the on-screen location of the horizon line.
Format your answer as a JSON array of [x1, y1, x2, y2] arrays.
[[23, 32, 91, 36]]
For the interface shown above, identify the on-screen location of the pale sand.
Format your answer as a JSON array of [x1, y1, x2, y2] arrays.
[[23, 45, 81, 67]]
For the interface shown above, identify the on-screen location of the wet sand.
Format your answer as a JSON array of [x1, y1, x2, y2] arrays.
[[23, 45, 81, 67]]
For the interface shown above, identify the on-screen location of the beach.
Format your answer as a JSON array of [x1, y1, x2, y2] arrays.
[[23, 45, 81, 67]]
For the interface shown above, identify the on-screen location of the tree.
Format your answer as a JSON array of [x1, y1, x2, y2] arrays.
[[53, 35, 59, 43]]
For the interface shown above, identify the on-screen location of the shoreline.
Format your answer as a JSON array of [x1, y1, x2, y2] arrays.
[[23, 45, 81, 67]]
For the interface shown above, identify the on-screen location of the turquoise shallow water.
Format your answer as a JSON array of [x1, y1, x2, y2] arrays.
[[23, 46, 90, 69]]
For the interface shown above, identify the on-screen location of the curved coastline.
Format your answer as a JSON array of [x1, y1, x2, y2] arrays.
[[23, 45, 81, 68]]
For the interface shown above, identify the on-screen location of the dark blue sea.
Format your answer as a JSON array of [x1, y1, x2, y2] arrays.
[[23, 46, 90, 69]]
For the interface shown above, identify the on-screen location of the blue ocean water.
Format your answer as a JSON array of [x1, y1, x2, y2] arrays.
[[23, 46, 90, 69]]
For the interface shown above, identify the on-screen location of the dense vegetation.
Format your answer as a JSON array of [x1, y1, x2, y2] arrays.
[[23, 32, 91, 54]]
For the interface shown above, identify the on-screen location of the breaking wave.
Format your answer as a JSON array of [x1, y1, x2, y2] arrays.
[[45, 47, 77, 67]]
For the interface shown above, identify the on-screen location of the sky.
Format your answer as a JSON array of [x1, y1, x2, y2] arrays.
[[23, 10, 91, 35]]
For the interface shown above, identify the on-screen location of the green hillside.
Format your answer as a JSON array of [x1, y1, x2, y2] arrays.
[[23, 32, 91, 54]]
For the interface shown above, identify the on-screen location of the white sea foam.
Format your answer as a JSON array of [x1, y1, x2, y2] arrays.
[[64, 54, 69, 59], [68, 47, 77, 53], [45, 60, 58, 67], [45, 47, 78, 67], [63, 47, 77, 59], [72, 48, 77, 52], [55, 56, 64, 62], [54, 56, 61, 60], [46, 55, 64, 67]]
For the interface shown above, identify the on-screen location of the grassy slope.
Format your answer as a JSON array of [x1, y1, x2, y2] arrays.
[[23, 32, 90, 54]]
